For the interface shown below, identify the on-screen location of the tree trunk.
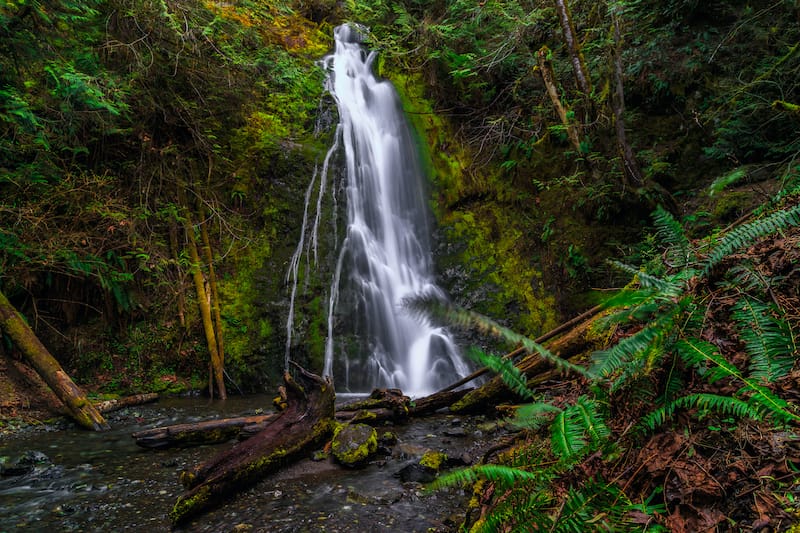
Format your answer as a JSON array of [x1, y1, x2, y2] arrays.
[[554, 0, 592, 96], [537, 46, 583, 154], [610, 6, 643, 185], [180, 185, 227, 400], [170, 366, 335, 525], [132, 413, 276, 449], [0, 289, 109, 431], [198, 208, 225, 367], [94, 393, 159, 414]]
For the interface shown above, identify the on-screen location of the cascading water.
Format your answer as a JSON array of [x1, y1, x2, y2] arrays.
[[287, 24, 469, 397]]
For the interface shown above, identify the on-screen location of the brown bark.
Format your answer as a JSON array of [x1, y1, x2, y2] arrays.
[[0, 289, 109, 431], [168, 222, 187, 329], [132, 413, 276, 449], [554, 0, 592, 96], [537, 46, 583, 154], [170, 366, 335, 525]]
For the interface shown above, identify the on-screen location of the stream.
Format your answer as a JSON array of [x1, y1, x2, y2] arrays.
[[0, 395, 504, 532]]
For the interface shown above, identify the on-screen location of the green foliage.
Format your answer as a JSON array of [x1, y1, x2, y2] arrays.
[[732, 297, 796, 383]]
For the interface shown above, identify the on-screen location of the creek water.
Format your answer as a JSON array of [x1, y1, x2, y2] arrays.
[[286, 24, 470, 397], [0, 396, 502, 532]]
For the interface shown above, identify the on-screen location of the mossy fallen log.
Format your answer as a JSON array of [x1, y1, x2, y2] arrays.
[[0, 289, 109, 431], [449, 311, 607, 413], [170, 366, 335, 526]]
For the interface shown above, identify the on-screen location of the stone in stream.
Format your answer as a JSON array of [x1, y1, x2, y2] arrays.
[[331, 423, 378, 467]]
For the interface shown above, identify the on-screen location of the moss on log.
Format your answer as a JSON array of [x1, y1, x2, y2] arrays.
[[170, 366, 335, 525]]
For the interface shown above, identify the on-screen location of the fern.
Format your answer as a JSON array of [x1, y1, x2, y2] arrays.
[[652, 205, 693, 269], [607, 259, 684, 297], [703, 203, 800, 273], [590, 302, 681, 385], [641, 393, 763, 431], [732, 297, 795, 382], [675, 338, 800, 423], [428, 464, 546, 492], [468, 347, 534, 400], [550, 397, 610, 461]]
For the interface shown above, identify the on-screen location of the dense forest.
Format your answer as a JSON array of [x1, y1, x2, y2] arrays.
[[2, 0, 800, 530]]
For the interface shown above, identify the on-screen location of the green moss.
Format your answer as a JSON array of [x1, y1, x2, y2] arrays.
[[331, 423, 378, 467], [419, 450, 447, 471]]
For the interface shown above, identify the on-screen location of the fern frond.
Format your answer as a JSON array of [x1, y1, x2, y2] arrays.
[[703, 203, 800, 273], [428, 464, 544, 492], [641, 393, 762, 431], [467, 347, 534, 400], [555, 477, 631, 533], [573, 396, 611, 445], [590, 303, 680, 382], [607, 259, 684, 297], [732, 297, 795, 382], [551, 408, 588, 461], [512, 402, 562, 431], [652, 205, 693, 268], [550, 397, 610, 461], [676, 338, 800, 423]]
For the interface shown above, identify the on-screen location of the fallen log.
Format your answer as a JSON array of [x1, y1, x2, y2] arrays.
[[450, 311, 607, 413], [95, 393, 159, 414], [170, 365, 335, 526], [132, 413, 276, 449], [0, 289, 109, 431]]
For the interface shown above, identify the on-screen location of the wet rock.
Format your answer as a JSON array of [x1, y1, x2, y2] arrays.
[[443, 427, 467, 437], [394, 463, 435, 484], [331, 423, 377, 467], [2, 450, 51, 476]]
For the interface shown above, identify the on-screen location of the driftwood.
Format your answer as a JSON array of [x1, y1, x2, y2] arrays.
[[0, 289, 109, 431], [95, 393, 159, 414], [170, 366, 335, 526]]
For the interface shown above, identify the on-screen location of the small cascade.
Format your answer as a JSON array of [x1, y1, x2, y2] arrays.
[[288, 23, 469, 397]]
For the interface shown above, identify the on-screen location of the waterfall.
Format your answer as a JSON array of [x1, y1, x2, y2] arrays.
[[288, 23, 469, 397]]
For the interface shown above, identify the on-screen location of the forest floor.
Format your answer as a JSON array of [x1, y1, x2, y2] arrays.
[[0, 354, 64, 432]]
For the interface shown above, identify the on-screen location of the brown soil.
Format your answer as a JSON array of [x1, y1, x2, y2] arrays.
[[0, 353, 65, 428]]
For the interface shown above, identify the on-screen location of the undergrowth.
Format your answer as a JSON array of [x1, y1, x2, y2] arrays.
[[420, 192, 800, 531]]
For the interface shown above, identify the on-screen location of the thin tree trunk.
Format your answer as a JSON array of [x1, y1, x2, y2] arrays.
[[198, 208, 224, 367], [554, 0, 592, 96], [179, 185, 227, 400], [610, 6, 643, 185], [0, 289, 109, 431], [537, 45, 583, 154], [168, 222, 187, 329]]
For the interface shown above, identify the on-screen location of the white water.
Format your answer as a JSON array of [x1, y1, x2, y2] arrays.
[[289, 24, 469, 397]]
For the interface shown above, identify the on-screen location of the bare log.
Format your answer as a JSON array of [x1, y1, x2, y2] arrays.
[[132, 413, 276, 449], [95, 393, 159, 414], [0, 289, 109, 431], [170, 366, 335, 525]]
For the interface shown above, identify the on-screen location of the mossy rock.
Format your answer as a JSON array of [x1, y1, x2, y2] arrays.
[[331, 423, 377, 467], [419, 450, 447, 472]]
